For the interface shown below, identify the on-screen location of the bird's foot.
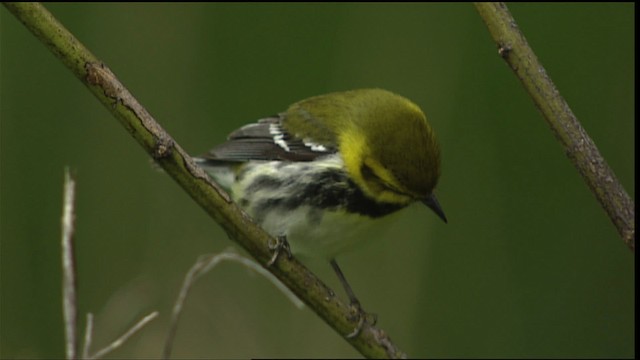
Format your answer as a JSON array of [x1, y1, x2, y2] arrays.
[[267, 235, 292, 266], [345, 300, 377, 339]]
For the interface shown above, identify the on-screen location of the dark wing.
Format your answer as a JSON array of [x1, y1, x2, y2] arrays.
[[198, 115, 336, 162]]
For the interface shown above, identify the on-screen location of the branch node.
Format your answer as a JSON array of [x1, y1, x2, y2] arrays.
[[497, 43, 512, 59], [85, 62, 124, 106], [153, 135, 174, 159]]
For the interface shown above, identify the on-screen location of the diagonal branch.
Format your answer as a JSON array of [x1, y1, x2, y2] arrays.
[[3, 2, 406, 358], [474, 2, 634, 251]]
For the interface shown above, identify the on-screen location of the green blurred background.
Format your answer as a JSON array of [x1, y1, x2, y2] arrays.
[[1, 3, 634, 358]]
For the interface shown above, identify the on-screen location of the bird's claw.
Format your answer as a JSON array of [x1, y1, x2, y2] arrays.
[[267, 235, 292, 266], [345, 301, 377, 339]]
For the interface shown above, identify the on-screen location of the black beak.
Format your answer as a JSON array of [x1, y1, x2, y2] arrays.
[[422, 193, 447, 223]]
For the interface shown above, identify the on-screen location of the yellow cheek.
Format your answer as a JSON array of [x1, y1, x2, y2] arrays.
[[339, 130, 412, 205], [339, 129, 366, 183], [339, 130, 374, 194]]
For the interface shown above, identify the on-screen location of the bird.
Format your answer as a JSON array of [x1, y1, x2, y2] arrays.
[[194, 88, 446, 337]]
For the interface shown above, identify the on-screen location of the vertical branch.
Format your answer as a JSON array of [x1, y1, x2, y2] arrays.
[[474, 3, 634, 251], [61, 168, 78, 360]]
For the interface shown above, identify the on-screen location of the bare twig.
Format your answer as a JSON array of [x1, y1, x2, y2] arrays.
[[474, 2, 635, 251], [61, 168, 78, 360], [86, 311, 159, 360], [60, 170, 159, 360], [163, 249, 304, 359], [81, 313, 94, 360]]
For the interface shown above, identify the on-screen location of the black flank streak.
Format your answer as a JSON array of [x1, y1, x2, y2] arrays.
[[252, 168, 405, 221], [245, 175, 284, 193]]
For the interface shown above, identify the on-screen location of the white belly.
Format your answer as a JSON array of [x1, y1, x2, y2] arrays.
[[259, 205, 396, 260]]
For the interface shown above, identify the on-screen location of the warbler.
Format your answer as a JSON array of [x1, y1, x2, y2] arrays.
[[194, 88, 446, 337]]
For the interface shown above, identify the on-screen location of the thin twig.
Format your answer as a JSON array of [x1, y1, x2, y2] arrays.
[[198, 250, 304, 309], [82, 313, 94, 360], [163, 249, 304, 359], [88, 311, 159, 360], [474, 2, 634, 251], [61, 168, 78, 360]]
